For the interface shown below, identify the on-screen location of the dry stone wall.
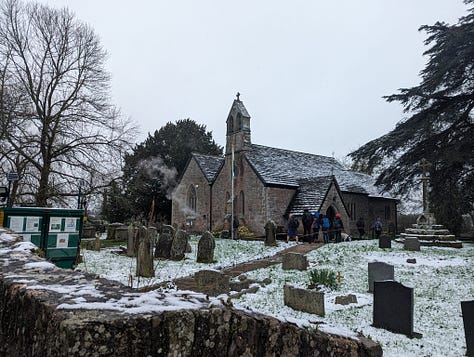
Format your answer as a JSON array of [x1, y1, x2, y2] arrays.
[[0, 230, 381, 356]]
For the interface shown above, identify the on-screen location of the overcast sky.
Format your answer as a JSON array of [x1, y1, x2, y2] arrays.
[[38, 0, 468, 159]]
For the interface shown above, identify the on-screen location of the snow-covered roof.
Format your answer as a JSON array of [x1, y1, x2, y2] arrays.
[[291, 176, 335, 214], [245, 144, 392, 199], [193, 153, 224, 183]]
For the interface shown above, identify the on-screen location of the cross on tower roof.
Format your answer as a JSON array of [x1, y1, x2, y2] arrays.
[[419, 158, 432, 178], [236, 92, 240, 101]]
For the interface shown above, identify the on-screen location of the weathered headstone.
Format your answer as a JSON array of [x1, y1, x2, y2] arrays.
[[194, 269, 229, 296], [373, 281, 415, 337], [106, 222, 123, 240], [335, 294, 358, 305], [368, 262, 395, 293], [185, 241, 192, 253], [283, 284, 325, 316], [404, 237, 421, 251], [461, 300, 474, 357], [282, 252, 308, 271], [136, 226, 154, 278], [115, 226, 129, 242], [196, 231, 215, 263], [154, 225, 175, 259], [264, 220, 277, 246], [126, 224, 138, 257], [170, 229, 188, 261], [379, 235, 391, 249]]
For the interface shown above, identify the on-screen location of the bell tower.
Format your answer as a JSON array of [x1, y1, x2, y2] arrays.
[[225, 92, 251, 155]]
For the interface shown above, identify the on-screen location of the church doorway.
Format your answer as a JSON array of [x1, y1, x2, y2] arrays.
[[325, 206, 336, 223]]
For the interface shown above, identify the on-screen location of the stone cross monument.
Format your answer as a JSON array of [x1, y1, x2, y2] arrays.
[[416, 158, 436, 226]]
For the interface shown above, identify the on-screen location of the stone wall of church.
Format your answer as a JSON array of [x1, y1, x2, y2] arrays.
[[367, 197, 398, 235], [320, 183, 350, 230], [342, 192, 370, 234], [171, 159, 212, 232]]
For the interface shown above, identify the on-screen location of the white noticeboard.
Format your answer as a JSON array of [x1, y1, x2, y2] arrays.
[[26, 217, 40, 232], [56, 233, 69, 248], [10, 216, 24, 232]]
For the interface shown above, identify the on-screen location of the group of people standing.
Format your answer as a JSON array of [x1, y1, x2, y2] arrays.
[[287, 209, 384, 244]]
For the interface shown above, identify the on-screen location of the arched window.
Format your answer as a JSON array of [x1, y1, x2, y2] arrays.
[[237, 113, 242, 130], [239, 191, 245, 215], [187, 185, 197, 213], [225, 191, 231, 214], [227, 115, 233, 134]]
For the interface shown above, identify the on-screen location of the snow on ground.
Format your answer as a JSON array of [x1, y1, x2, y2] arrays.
[[75, 237, 473, 356]]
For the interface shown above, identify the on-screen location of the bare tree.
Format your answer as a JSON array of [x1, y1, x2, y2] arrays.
[[0, 0, 135, 206]]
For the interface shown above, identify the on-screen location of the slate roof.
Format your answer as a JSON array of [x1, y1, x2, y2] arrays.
[[192, 153, 224, 183], [245, 144, 390, 198], [290, 176, 335, 215]]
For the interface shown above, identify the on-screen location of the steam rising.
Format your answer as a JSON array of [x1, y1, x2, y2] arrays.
[[138, 156, 177, 199]]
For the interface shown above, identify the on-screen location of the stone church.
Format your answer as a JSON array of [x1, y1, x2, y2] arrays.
[[172, 96, 398, 237]]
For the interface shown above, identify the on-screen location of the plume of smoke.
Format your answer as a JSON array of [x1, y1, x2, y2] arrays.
[[138, 156, 178, 199]]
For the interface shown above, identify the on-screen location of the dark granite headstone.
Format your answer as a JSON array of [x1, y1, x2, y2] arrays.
[[379, 235, 391, 249], [197, 231, 215, 263], [368, 262, 394, 293], [461, 300, 474, 357], [373, 281, 414, 337]]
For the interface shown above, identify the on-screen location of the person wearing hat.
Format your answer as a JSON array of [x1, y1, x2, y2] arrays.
[[333, 213, 344, 243]]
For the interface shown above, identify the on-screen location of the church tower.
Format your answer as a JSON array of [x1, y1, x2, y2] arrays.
[[225, 93, 251, 155]]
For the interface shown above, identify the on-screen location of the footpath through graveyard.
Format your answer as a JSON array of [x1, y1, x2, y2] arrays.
[[171, 242, 323, 292]]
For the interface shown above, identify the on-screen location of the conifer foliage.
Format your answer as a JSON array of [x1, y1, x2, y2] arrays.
[[349, 0, 474, 234]]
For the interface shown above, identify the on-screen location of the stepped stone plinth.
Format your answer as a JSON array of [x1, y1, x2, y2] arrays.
[[398, 215, 463, 249]]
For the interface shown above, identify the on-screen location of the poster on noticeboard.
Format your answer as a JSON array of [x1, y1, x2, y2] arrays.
[[64, 218, 77, 232], [49, 217, 62, 232], [56, 233, 69, 248]]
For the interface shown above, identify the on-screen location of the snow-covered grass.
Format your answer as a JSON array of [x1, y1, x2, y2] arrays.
[[76, 238, 473, 356]]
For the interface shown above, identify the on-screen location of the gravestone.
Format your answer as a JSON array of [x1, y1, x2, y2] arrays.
[[282, 252, 308, 271], [115, 226, 129, 242], [197, 231, 215, 263], [404, 237, 421, 251], [170, 229, 188, 261], [373, 281, 415, 337], [136, 226, 154, 277], [368, 262, 394, 293], [264, 220, 277, 246], [379, 235, 391, 249], [106, 222, 123, 240], [461, 300, 474, 357], [283, 284, 325, 316], [335, 294, 358, 305], [194, 269, 229, 296], [126, 224, 138, 257], [154, 225, 175, 259]]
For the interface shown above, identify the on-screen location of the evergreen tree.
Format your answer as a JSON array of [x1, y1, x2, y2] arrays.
[[349, 0, 474, 234], [121, 119, 223, 222]]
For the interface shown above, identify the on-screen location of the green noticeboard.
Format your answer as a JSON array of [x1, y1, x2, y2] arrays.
[[1, 207, 84, 269]]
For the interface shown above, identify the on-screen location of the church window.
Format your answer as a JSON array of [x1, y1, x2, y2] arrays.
[[225, 192, 231, 214], [240, 191, 245, 215], [237, 113, 242, 130], [227, 115, 233, 134], [187, 185, 197, 213], [348, 202, 356, 221]]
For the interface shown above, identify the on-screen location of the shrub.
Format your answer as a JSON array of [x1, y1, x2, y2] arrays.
[[308, 268, 338, 291]]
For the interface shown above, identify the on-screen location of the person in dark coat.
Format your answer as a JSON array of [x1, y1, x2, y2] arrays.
[[312, 210, 321, 243], [374, 217, 383, 240], [286, 214, 300, 243], [301, 209, 313, 243], [333, 213, 344, 243]]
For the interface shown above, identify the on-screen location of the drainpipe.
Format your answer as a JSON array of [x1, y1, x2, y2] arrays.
[[209, 183, 213, 231]]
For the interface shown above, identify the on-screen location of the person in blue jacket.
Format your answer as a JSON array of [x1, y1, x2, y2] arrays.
[[321, 214, 330, 244]]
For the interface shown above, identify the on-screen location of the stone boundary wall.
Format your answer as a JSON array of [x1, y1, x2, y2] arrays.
[[0, 230, 381, 356]]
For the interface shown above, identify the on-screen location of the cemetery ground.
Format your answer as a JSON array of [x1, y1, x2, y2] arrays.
[[76, 237, 474, 356]]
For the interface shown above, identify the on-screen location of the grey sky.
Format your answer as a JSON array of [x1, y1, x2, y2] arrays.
[[38, 0, 467, 159]]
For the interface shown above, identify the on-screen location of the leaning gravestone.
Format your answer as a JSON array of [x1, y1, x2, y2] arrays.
[[170, 229, 188, 261], [154, 225, 175, 259], [194, 269, 229, 296], [264, 220, 277, 246], [136, 226, 154, 278], [282, 252, 308, 271], [373, 281, 419, 338], [404, 237, 421, 251], [126, 224, 138, 257], [283, 284, 325, 316], [368, 262, 394, 293], [461, 300, 474, 357], [379, 235, 391, 249], [197, 231, 215, 263]]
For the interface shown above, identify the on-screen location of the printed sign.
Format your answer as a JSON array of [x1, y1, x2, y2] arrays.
[[56, 233, 69, 248], [49, 217, 62, 232], [64, 218, 77, 232], [10, 216, 24, 232], [26, 217, 40, 232]]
